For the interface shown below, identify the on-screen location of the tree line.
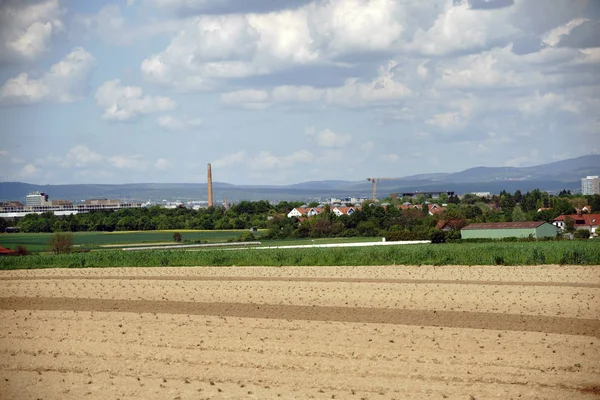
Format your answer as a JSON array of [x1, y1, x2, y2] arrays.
[[2, 192, 599, 239]]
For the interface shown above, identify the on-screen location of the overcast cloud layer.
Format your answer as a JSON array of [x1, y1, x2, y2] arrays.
[[0, 0, 598, 185]]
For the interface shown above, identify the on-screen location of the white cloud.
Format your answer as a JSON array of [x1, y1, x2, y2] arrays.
[[517, 92, 581, 116], [212, 151, 247, 168], [0, 0, 65, 63], [20, 163, 39, 178], [250, 150, 315, 171], [427, 112, 466, 130], [156, 115, 202, 131], [95, 80, 176, 121], [309, 128, 352, 148], [410, 0, 516, 56], [108, 154, 149, 170], [542, 18, 590, 47], [65, 145, 104, 167], [0, 150, 8, 157], [141, 0, 406, 90], [222, 60, 411, 109], [221, 90, 270, 109], [211, 149, 315, 171], [75, 4, 185, 45], [0, 47, 95, 106], [154, 158, 171, 171]]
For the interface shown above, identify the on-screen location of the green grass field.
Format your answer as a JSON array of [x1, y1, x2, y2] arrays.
[[1, 240, 599, 269], [0, 230, 266, 253]]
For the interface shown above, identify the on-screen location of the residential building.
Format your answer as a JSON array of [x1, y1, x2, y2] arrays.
[[553, 214, 600, 235], [399, 203, 446, 215], [582, 176, 600, 195], [332, 206, 359, 216], [287, 207, 323, 218], [461, 222, 559, 239]]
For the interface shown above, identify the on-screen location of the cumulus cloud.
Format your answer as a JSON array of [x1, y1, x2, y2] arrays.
[[22, 146, 162, 181], [95, 80, 176, 121], [20, 163, 39, 177], [156, 115, 202, 131], [65, 145, 104, 167], [74, 4, 183, 45], [542, 18, 591, 47], [211, 151, 247, 168], [221, 90, 270, 109], [149, 0, 314, 15], [141, 0, 406, 91], [517, 92, 581, 116], [427, 112, 467, 130], [308, 128, 352, 148], [211, 149, 315, 171], [410, 1, 517, 56], [108, 154, 149, 170], [221, 60, 411, 109], [0, 47, 95, 106], [0, 0, 65, 63]]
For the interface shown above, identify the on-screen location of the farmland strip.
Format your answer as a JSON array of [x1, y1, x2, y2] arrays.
[[1, 296, 599, 337], [1, 275, 598, 288]]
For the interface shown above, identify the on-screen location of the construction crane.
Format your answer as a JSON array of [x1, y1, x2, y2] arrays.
[[366, 177, 397, 201]]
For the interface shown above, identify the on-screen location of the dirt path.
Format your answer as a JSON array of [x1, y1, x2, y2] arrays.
[[1, 265, 599, 399]]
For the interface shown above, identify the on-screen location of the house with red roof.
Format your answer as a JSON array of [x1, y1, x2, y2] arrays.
[[287, 207, 324, 218], [332, 206, 359, 216], [553, 214, 600, 235]]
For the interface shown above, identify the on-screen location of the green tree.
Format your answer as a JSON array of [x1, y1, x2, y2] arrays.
[[511, 205, 527, 222], [48, 232, 73, 254]]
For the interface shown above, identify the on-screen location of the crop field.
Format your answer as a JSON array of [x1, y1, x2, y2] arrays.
[[0, 230, 267, 253], [1, 264, 599, 399], [1, 240, 599, 269]]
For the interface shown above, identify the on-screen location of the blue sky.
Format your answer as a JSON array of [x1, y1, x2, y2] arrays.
[[0, 0, 599, 185]]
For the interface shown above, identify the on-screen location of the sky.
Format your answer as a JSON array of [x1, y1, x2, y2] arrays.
[[0, 0, 599, 186]]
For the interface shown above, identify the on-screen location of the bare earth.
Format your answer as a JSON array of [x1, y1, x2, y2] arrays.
[[0, 265, 599, 399]]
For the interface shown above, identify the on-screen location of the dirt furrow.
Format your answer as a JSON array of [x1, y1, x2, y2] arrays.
[[2, 296, 599, 336], [3, 275, 600, 288]]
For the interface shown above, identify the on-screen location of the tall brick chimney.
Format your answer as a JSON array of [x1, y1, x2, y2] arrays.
[[207, 163, 213, 207]]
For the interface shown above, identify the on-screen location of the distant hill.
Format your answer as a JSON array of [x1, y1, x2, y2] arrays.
[[1, 155, 598, 203]]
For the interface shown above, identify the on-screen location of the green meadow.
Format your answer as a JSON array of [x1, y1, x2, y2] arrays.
[[0, 230, 266, 253], [1, 240, 599, 269]]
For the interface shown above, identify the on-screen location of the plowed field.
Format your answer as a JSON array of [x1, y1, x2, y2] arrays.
[[1, 265, 599, 399]]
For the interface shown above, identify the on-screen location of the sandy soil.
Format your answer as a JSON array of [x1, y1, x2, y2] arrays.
[[1, 265, 599, 399]]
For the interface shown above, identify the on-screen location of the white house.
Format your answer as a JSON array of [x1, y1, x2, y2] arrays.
[[287, 207, 323, 218], [332, 206, 358, 216]]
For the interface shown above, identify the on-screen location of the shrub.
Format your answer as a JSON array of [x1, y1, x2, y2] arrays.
[[48, 232, 73, 254], [238, 232, 256, 242], [173, 232, 182, 242], [574, 230, 591, 240], [429, 229, 446, 244], [446, 230, 461, 241], [14, 245, 30, 256]]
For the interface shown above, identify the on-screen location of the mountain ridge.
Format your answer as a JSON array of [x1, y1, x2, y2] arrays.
[[1, 155, 598, 202]]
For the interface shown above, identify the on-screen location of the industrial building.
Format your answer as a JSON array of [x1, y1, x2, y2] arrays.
[[0, 192, 143, 219], [461, 222, 559, 239], [582, 176, 600, 195]]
